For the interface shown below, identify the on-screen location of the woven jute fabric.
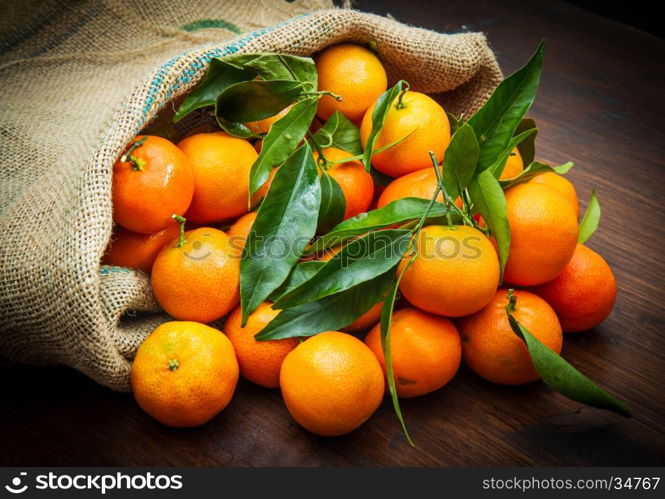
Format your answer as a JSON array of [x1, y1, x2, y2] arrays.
[[0, 0, 502, 392]]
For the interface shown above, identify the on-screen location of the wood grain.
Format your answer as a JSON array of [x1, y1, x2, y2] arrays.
[[1, 0, 664, 466]]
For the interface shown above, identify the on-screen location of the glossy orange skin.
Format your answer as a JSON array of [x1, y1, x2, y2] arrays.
[[112, 135, 194, 234], [532, 244, 617, 332], [244, 105, 291, 135], [225, 302, 299, 388], [243, 142, 276, 205], [227, 211, 257, 253], [131, 321, 238, 427], [177, 132, 257, 223], [365, 307, 462, 398], [151, 227, 240, 323], [457, 289, 563, 385], [376, 167, 463, 209], [378, 167, 444, 207], [316, 147, 374, 219], [399, 225, 500, 317], [315, 44, 388, 122], [499, 147, 524, 180], [280, 331, 384, 436], [102, 223, 179, 273], [503, 183, 579, 286], [251, 167, 276, 207], [360, 91, 450, 177], [529, 172, 580, 219]]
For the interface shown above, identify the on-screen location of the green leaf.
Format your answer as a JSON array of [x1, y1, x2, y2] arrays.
[[554, 162, 575, 174], [515, 118, 537, 165], [215, 116, 256, 139], [240, 144, 321, 324], [499, 161, 574, 190], [217, 79, 304, 123], [467, 169, 510, 280], [508, 313, 631, 417], [233, 54, 317, 88], [173, 58, 254, 123], [248, 97, 318, 198], [173, 53, 316, 126], [446, 111, 461, 135], [487, 127, 538, 179], [442, 123, 479, 199], [313, 111, 363, 155], [274, 230, 411, 309], [255, 269, 396, 340], [268, 261, 326, 302], [468, 41, 544, 170], [380, 270, 414, 446], [578, 189, 601, 244], [362, 81, 405, 170], [316, 172, 346, 235], [306, 198, 459, 254]]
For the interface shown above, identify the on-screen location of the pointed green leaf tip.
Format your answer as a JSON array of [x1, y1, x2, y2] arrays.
[[379, 274, 414, 447], [507, 312, 630, 417], [442, 123, 479, 200], [468, 41, 545, 171], [578, 189, 601, 244], [362, 81, 406, 170]]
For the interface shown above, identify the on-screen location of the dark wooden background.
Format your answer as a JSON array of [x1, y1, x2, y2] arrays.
[[2, 0, 664, 467]]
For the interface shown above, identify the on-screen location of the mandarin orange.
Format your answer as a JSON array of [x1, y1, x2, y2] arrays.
[[112, 135, 194, 234], [365, 307, 461, 398]]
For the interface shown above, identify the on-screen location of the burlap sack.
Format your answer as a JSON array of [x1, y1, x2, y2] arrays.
[[0, 0, 503, 392]]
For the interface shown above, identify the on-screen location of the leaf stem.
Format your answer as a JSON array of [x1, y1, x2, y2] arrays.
[[172, 214, 187, 248], [428, 151, 478, 229], [461, 188, 489, 235], [461, 188, 473, 217], [325, 128, 418, 165], [315, 129, 334, 148], [429, 152, 454, 227], [381, 274, 414, 447], [411, 188, 441, 243], [380, 174, 444, 448], [306, 131, 329, 169], [316, 90, 343, 102]]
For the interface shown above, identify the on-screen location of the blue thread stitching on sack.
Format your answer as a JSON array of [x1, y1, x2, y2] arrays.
[[138, 15, 306, 127], [100, 266, 131, 275]]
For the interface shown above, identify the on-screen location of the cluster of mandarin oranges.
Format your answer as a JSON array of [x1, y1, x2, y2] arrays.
[[105, 44, 617, 437]]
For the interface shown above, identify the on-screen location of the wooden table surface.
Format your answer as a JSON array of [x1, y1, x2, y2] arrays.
[[2, 0, 664, 467]]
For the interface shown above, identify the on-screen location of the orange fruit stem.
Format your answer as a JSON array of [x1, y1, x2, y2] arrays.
[[172, 214, 187, 248], [505, 288, 518, 313], [121, 136, 148, 171]]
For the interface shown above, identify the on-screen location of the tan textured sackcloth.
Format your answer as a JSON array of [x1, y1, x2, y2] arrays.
[[0, 0, 502, 392]]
